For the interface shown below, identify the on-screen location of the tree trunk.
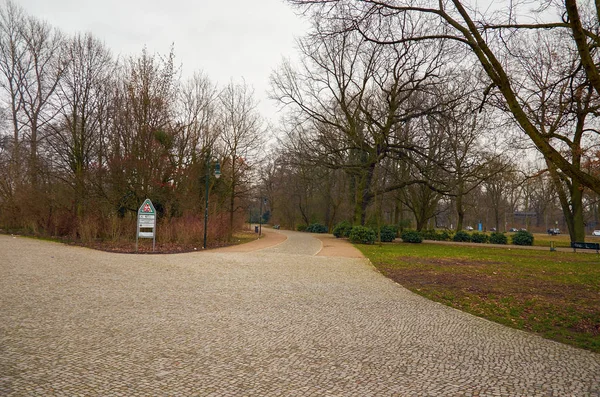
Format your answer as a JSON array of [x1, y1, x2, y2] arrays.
[[570, 180, 585, 242], [455, 186, 465, 232], [354, 163, 375, 225]]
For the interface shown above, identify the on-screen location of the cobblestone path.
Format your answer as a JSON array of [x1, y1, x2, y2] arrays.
[[1, 232, 599, 396]]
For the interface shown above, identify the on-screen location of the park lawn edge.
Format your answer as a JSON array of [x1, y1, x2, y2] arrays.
[[356, 241, 600, 353]]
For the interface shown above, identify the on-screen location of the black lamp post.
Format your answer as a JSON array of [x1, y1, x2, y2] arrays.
[[203, 152, 220, 249], [259, 197, 267, 236]]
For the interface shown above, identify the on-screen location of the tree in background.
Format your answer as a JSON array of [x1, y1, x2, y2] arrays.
[[0, 2, 262, 246], [218, 79, 266, 238], [271, 15, 453, 225]]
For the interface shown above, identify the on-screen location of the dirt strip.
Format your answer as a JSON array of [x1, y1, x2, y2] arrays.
[[315, 234, 365, 258], [213, 228, 287, 253]]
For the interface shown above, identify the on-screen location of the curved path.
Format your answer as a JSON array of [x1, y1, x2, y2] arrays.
[[0, 231, 598, 396]]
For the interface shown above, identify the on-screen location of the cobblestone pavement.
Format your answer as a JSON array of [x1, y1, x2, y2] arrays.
[[1, 232, 599, 396]]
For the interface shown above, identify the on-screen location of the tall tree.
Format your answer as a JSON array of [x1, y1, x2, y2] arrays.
[[271, 18, 450, 224], [109, 47, 178, 214], [48, 32, 114, 217], [289, 0, 600, 195], [218, 79, 265, 238], [18, 13, 66, 185]]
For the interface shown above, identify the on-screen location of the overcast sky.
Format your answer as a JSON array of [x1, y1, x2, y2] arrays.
[[18, 0, 309, 122]]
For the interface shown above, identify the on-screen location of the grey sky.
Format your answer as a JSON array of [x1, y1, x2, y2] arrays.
[[18, 0, 309, 121]]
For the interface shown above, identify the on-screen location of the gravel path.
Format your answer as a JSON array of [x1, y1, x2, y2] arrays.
[[1, 232, 599, 396]]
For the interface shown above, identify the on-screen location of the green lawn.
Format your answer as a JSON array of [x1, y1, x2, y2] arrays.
[[357, 242, 600, 352], [531, 232, 600, 248]]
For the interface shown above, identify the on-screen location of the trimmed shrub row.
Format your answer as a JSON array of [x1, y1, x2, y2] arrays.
[[329, 222, 534, 246], [297, 223, 328, 233], [306, 223, 328, 233], [417, 229, 529, 246], [333, 222, 399, 244]]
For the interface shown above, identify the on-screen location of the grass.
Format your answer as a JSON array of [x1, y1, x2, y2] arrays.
[[231, 231, 259, 246], [357, 242, 600, 353], [532, 232, 600, 248]]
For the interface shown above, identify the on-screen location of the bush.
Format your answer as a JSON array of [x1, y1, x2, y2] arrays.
[[379, 225, 398, 242], [420, 229, 452, 241], [332, 221, 353, 238], [349, 226, 376, 244], [306, 223, 328, 233], [420, 229, 438, 240], [438, 230, 452, 241], [401, 230, 423, 243], [453, 230, 472, 242], [489, 232, 508, 245], [512, 230, 534, 246], [296, 224, 307, 232], [471, 232, 489, 244]]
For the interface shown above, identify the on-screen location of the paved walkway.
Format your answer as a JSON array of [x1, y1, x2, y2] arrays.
[[1, 231, 598, 396]]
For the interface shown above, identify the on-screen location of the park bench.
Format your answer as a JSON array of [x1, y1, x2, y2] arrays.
[[570, 242, 600, 253]]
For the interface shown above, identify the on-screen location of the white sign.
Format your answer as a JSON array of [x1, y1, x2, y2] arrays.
[[136, 199, 157, 251]]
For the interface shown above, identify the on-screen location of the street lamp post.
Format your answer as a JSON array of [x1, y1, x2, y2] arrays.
[[203, 152, 221, 249], [259, 197, 267, 237]]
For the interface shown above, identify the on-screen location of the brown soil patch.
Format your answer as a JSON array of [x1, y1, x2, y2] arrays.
[[381, 259, 599, 303], [53, 230, 267, 254]]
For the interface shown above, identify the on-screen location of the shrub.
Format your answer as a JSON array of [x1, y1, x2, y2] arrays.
[[306, 223, 328, 233], [332, 221, 353, 238], [438, 230, 452, 241], [512, 230, 534, 246], [420, 229, 438, 240], [489, 232, 508, 245], [379, 225, 398, 242], [453, 230, 472, 242], [420, 229, 452, 241], [349, 226, 376, 244], [296, 224, 307, 232], [401, 230, 423, 243], [471, 232, 489, 244]]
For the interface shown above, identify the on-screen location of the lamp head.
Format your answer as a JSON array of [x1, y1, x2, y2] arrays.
[[214, 161, 221, 179]]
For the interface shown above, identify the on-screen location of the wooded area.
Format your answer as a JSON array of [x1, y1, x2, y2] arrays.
[[0, 0, 598, 245], [267, 0, 599, 242], [0, 1, 265, 247]]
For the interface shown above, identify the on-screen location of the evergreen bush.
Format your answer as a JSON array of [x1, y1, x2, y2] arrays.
[[379, 225, 398, 242], [453, 230, 472, 242], [349, 226, 376, 244], [489, 232, 508, 244], [438, 230, 452, 241], [401, 230, 423, 243], [306, 223, 328, 233], [471, 232, 489, 243], [420, 229, 438, 240], [332, 221, 353, 238], [512, 230, 534, 246]]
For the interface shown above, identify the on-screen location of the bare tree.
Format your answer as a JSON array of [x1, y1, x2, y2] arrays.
[[484, 159, 516, 232], [108, 47, 178, 213], [271, 18, 451, 224], [218, 79, 265, 238], [17, 13, 67, 185], [47, 32, 114, 217], [288, 0, 600, 196], [0, 0, 26, 170]]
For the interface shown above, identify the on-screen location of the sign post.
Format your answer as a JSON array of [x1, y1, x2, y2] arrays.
[[136, 198, 157, 252]]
